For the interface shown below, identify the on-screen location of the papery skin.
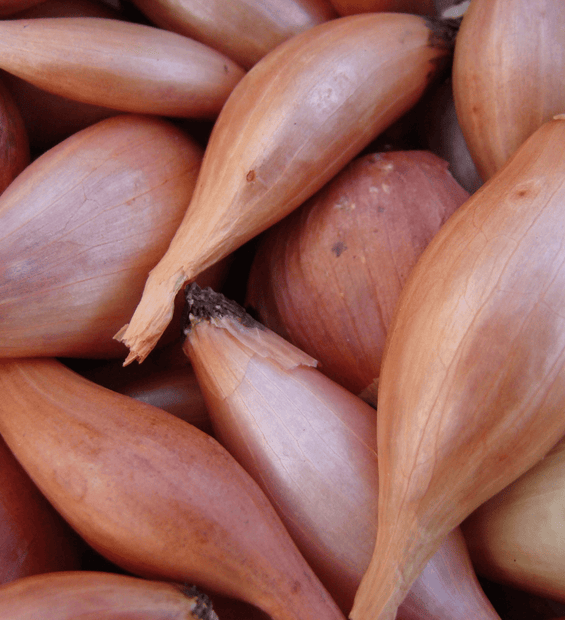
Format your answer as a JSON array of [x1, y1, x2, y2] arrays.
[[350, 117, 565, 620], [9, 0, 119, 17], [1, 0, 122, 157], [0, 114, 203, 358], [0, 75, 28, 194], [0, 357, 346, 620], [329, 0, 435, 16], [116, 12, 453, 364], [0, 571, 218, 620], [452, 0, 565, 180], [129, 0, 337, 70], [0, 436, 84, 584], [182, 304, 500, 620], [422, 78, 482, 194], [462, 433, 565, 603], [246, 150, 469, 394], [74, 341, 214, 434], [0, 0, 43, 16], [1, 68, 117, 158], [0, 17, 245, 118]]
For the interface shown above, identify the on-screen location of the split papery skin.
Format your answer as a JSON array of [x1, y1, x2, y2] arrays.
[[183, 284, 318, 374], [182, 284, 500, 619], [116, 12, 454, 365]]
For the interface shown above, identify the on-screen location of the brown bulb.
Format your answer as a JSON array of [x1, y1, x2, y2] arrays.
[[246, 151, 469, 395]]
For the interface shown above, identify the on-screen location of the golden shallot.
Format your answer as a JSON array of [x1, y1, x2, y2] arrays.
[[117, 12, 455, 364], [350, 116, 565, 620]]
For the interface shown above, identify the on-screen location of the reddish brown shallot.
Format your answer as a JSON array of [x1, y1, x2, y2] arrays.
[[181, 283, 500, 620], [0, 357, 347, 620]]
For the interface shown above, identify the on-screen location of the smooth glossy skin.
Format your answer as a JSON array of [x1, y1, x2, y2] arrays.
[[0, 571, 217, 619], [329, 0, 435, 16], [129, 0, 337, 69], [0, 358, 346, 620], [0, 17, 245, 117], [0, 438, 83, 584], [453, 0, 565, 180], [1, 0, 122, 156], [0, 115, 202, 358], [0, 76, 28, 194], [351, 118, 565, 620], [463, 434, 565, 602], [76, 341, 214, 434], [423, 78, 483, 194], [184, 313, 499, 619], [118, 12, 453, 364]]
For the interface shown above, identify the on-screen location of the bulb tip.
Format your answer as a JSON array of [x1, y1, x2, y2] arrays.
[[182, 283, 263, 334], [181, 584, 219, 620]]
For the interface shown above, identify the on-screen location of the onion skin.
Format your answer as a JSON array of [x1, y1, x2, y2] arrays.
[[329, 0, 435, 16], [350, 117, 565, 620], [0, 114, 203, 358], [0, 571, 219, 620], [0, 0, 44, 16], [0, 357, 347, 620], [73, 342, 213, 434], [422, 78, 482, 194], [10, 0, 120, 17], [0, 436, 84, 584], [1, 0, 121, 156], [462, 433, 565, 603], [1, 68, 117, 158], [181, 284, 500, 620], [129, 0, 337, 70], [0, 75, 28, 194], [452, 0, 565, 181], [0, 17, 245, 118], [116, 12, 454, 364], [245, 150, 469, 395]]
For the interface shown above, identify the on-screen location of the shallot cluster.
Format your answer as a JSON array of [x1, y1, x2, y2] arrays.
[[1, 1, 565, 619]]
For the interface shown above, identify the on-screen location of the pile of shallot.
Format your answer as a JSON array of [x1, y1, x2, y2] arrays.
[[1, 0, 565, 619]]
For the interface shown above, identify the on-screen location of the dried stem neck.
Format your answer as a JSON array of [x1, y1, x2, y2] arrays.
[[182, 283, 262, 334], [180, 585, 219, 620]]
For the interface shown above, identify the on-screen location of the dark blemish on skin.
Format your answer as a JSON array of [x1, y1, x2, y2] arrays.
[[246, 170, 256, 182], [332, 241, 347, 257], [378, 206, 385, 213], [223, 64, 229, 73]]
